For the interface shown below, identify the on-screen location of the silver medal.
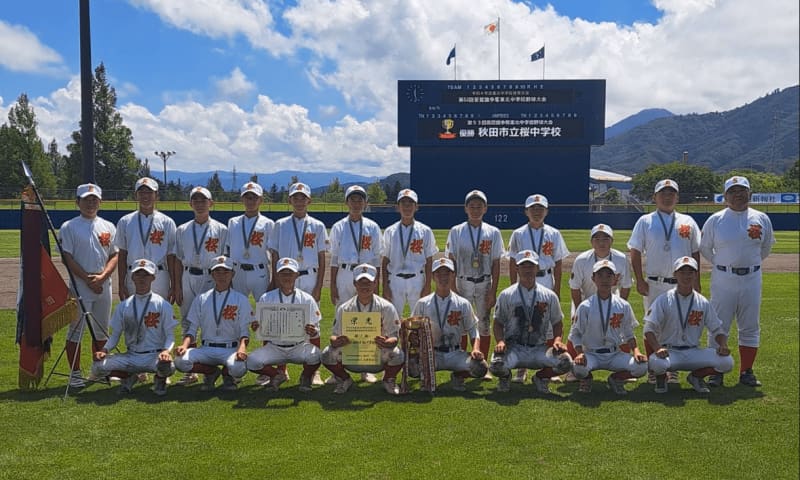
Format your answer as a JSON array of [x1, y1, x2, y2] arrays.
[[682, 334, 687, 341], [471, 254, 480, 269], [193, 254, 200, 265], [663, 243, 671, 252], [297, 254, 304, 263], [243, 250, 250, 259]]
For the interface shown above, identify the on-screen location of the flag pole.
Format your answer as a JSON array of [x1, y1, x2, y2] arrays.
[[542, 43, 546, 79], [454, 43, 457, 80], [497, 17, 501, 80]]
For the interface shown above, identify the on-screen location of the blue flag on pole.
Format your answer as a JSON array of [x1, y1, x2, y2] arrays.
[[446, 47, 456, 65], [530, 45, 545, 62]]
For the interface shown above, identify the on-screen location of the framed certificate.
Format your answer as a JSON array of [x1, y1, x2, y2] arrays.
[[341, 312, 382, 365], [255, 303, 311, 343]]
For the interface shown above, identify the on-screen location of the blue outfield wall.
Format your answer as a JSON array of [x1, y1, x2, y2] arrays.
[[0, 207, 798, 231]]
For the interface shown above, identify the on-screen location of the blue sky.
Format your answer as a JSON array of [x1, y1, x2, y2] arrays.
[[0, 0, 797, 178]]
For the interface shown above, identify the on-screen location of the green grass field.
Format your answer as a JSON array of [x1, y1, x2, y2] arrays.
[[1, 268, 798, 478]]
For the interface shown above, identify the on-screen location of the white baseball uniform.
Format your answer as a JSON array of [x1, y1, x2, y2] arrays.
[[383, 220, 438, 316], [174, 287, 252, 378], [445, 222, 504, 336], [91, 291, 177, 378], [115, 210, 177, 298], [644, 288, 734, 375], [569, 248, 632, 306], [59, 214, 118, 342], [321, 294, 404, 373], [246, 288, 322, 370], [507, 223, 569, 291], [175, 217, 228, 330], [412, 291, 479, 372], [568, 294, 647, 379], [267, 213, 329, 294], [628, 210, 701, 310], [700, 207, 775, 348], [329, 216, 383, 305], [226, 213, 274, 299], [489, 283, 564, 374]]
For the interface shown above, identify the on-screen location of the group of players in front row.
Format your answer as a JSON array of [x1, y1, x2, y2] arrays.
[[60, 174, 774, 397]]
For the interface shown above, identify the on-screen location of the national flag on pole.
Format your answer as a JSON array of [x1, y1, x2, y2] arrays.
[[16, 185, 76, 390], [484, 22, 498, 35], [530, 45, 545, 62], [446, 46, 456, 65]]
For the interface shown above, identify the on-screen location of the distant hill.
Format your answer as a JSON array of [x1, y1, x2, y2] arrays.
[[592, 85, 799, 175], [164, 169, 378, 191], [605, 108, 674, 140]]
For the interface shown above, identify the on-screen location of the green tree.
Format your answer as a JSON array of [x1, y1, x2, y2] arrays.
[[47, 139, 67, 192], [64, 63, 142, 198], [207, 171, 225, 200], [269, 183, 279, 203], [631, 161, 720, 203], [604, 188, 621, 204], [0, 124, 26, 196], [321, 177, 344, 203], [1, 93, 57, 195], [725, 168, 786, 192], [783, 159, 799, 191], [367, 181, 387, 204]]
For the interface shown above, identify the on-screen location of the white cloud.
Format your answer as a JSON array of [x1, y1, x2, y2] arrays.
[[214, 67, 256, 101], [0, 20, 65, 74]]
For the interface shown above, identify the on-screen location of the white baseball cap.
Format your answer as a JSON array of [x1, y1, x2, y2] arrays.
[[654, 179, 679, 193], [673, 256, 698, 272], [131, 258, 157, 275], [288, 182, 311, 198], [525, 194, 548, 208], [345, 185, 367, 201], [464, 189, 487, 204], [515, 250, 539, 266], [592, 259, 618, 274], [353, 263, 377, 282], [276, 257, 300, 273], [190, 186, 212, 200], [135, 177, 159, 192], [724, 175, 751, 192], [240, 182, 264, 197], [397, 188, 418, 203], [76, 183, 102, 199], [590, 223, 614, 239], [209, 255, 234, 271], [432, 257, 455, 272]]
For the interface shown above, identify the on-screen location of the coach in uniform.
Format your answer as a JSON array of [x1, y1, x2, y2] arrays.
[[700, 176, 774, 387]]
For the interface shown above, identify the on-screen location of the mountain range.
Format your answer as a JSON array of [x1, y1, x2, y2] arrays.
[[166, 85, 799, 189]]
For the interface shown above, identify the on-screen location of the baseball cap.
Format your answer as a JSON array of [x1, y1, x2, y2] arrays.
[[189, 186, 212, 200], [353, 263, 377, 282], [209, 255, 234, 271], [345, 185, 367, 201], [431, 257, 455, 272], [592, 259, 618, 274], [130, 258, 157, 275], [240, 182, 264, 197], [464, 189, 487, 204], [654, 179, 679, 193], [515, 250, 539, 266], [524, 194, 548, 209], [397, 188, 418, 203], [288, 182, 311, 198], [673, 256, 698, 272], [76, 183, 102, 199], [276, 257, 300, 273], [590, 223, 614, 239], [135, 177, 159, 192], [724, 175, 751, 192]]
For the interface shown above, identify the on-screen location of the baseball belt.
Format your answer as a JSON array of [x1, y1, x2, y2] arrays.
[[536, 268, 553, 277], [647, 276, 677, 284], [589, 346, 618, 354], [185, 266, 208, 275], [202, 341, 238, 348], [394, 271, 423, 279], [237, 263, 265, 271], [664, 344, 694, 350], [297, 268, 317, 276], [434, 345, 460, 353], [272, 341, 304, 348], [460, 274, 489, 283], [716, 265, 760, 275], [133, 349, 162, 354], [339, 263, 359, 270]]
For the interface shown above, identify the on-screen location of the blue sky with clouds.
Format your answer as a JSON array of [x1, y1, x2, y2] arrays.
[[0, 0, 797, 177]]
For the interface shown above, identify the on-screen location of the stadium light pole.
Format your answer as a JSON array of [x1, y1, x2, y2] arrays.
[[154, 150, 176, 186]]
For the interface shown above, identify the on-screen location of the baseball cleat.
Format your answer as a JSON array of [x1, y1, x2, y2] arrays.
[[654, 375, 668, 394], [153, 376, 168, 396], [564, 371, 579, 383], [220, 375, 238, 391], [69, 370, 86, 389], [607, 375, 628, 395], [200, 369, 222, 391], [176, 372, 198, 386], [533, 375, 551, 394], [687, 374, 710, 393], [578, 378, 592, 393], [450, 372, 466, 392], [324, 375, 338, 385], [667, 371, 680, 384], [739, 369, 762, 387], [496, 377, 511, 392], [382, 378, 400, 395], [312, 370, 325, 386], [298, 375, 313, 393], [269, 372, 288, 392], [707, 373, 724, 387], [333, 376, 354, 394], [512, 368, 528, 383], [118, 374, 138, 395], [361, 372, 378, 383], [647, 372, 657, 384], [255, 374, 271, 386], [482, 371, 494, 382]]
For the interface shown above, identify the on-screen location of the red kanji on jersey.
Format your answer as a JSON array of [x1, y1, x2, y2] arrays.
[[410, 239, 424, 254], [688, 311, 703, 326], [222, 305, 238, 321], [144, 312, 160, 328], [361, 235, 372, 250], [250, 231, 264, 246], [303, 232, 316, 248], [747, 224, 762, 240], [98, 232, 111, 247], [205, 237, 219, 252], [447, 311, 462, 326], [609, 313, 623, 329], [542, 241, 554, 257], [678, 224, 691, 239], [479, 239, 492, 254], [149, 230, 165, 245]]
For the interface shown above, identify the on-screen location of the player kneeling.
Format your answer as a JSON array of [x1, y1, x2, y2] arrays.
[[91, 259, 177, 396], [644, 256, 734, 394], [489, 250, 573, 394], [410, 258, 488, 391], [246, 258, 323, 392], [321, 264, 405, 395], [174, 256, 251, 392], [568, 260, 648, 395]]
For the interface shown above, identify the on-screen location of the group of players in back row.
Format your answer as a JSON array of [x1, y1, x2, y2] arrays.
[[59, 172, 774, 397]]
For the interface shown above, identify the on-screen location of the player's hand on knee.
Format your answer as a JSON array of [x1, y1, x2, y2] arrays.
[[494, 340, 506, 354], [574, 353, 586, 366], [717, 345, 730, 356], [636, 282, 649, 297]]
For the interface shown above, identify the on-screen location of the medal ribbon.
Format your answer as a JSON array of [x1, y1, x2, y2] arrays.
[[137, 213, 154, 250], [656, 211, 676, 244], [241, 215, 259, 256], [192, 221, 210, 263], [527, 226, 544, 256], [399, 222, 414, 265], [675, 292, 695, 340], [212, 289, 232, 328], [131, 294, 153, 345], [348, 219, 363, 260], [516, 286, 538, 343], [433, 294, 452, 347], [278, 289, 298, 304], [597, 295, 612, 342], [292, 216, 307, 259], [468, 224, 483, 265]]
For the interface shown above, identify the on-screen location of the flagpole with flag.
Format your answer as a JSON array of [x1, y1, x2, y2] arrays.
[[485, 18, 500, 79], [446, 44, 457, 80], [530, 44, 545, 79]]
